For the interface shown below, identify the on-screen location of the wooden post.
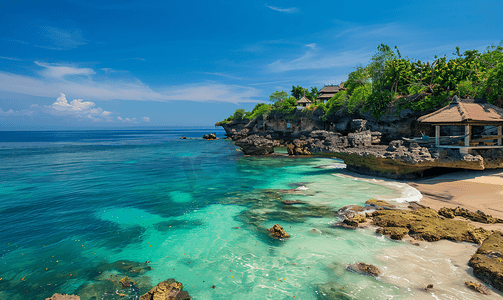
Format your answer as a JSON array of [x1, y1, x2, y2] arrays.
[[499, 125, 502, 146], [435, 126, 440, 147], [465, 125, 471, 147]]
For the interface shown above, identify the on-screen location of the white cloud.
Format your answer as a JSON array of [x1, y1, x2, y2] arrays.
[[266, 45, 372, 72], [47, 93, 96, 113], [265, 4, 299, 13], [35, 62, 95, 78], [0, 62, 261, 104], [101, 111, 113, 116], [37, 26, 87, 50], [117, 116, 123, 121], [142, 117, 150, 122], [0, 108, 34, 116], [0, 56, 22, 61]]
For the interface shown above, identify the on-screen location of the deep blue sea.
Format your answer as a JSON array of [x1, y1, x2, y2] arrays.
[[0, 128, 496, 300]]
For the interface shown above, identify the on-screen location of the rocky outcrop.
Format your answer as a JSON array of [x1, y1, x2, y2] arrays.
[[469, 231, 503, 292], [268, 224, 290, 238], [465, 281, 491, 295], [365, 199, 396, 210], [139, 279, 191, 300], [372, 207, 493, 243], [439, 207, 503, 224], [45, 294, 80, 300], [202, 133, 217, 140], [346, 262, 380, 278], [217, 101, 503, 178], [234, 134, 280, 155]]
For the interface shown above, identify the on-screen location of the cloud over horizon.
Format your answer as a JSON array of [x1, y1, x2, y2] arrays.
[[0, 62, 262, 104]]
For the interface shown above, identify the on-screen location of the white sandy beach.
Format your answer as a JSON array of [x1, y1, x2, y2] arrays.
[[408, 169, 503, 231]]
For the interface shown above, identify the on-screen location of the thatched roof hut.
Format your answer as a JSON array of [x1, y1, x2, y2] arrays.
[[296, 96, 312, 107], [418, 96, 503, 151], [316, 83, 345, 102]]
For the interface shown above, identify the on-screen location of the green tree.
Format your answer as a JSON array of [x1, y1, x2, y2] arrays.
[[245, 103, 271, 119], [269, 91, 289, 103], [310, 87, 320, 101], [291, 85, 309, 100], [368, 44, 397, 91]]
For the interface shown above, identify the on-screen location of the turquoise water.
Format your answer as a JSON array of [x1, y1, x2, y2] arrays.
[[0, 129, 490, 299]]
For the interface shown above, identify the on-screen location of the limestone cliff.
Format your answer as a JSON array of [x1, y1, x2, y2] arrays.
[[216, 106, 503, 178]]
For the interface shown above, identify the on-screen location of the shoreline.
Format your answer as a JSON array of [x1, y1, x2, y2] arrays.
[[338, 166, 503, 223]]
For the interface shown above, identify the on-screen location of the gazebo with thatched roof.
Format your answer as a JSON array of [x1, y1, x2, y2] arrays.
[[316, 82, 345, 103], [296, 96, 312, 108], [417, 96, 503, 153]]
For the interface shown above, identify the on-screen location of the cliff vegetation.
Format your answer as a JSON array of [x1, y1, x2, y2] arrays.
[[219, 42, 503, 124]]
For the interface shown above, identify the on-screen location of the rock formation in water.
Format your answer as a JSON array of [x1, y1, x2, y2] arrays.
[[202, 133, 218, 140], [268, 224, 290, 238], [465, 281, 491, 295], [45, 294, 80, 300], [139, 278, 192, 300], [346, 262, 380, 278]]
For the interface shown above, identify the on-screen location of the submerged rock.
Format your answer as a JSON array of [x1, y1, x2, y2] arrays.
[[120, 276, 134, 288], [45, 294, 80, 300], [281, 200, 304, 205], [346, 262, 380, 278], [139, 278, 191, 300], [469, 231, 503, 292], [268, 224, 290, 238], [465, 281, 491, 295], [372, 208, 493, 243], [438, 207, 503, 224]]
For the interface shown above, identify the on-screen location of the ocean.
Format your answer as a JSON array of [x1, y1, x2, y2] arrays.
[[0, 128, 498, 299]]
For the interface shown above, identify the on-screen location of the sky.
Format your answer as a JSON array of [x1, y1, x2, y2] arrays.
[[0, 0, 502, 130]]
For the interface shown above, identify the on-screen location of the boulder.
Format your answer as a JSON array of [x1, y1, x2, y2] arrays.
[[268, 224, 290, 238], [465, 281, 491, 295], [139, 279, 191, 300], [468, 231, 503, 292], [202, 133, 217, 140], [346, 262, 380, 277], [342, 214, 366, 228], [234, 134, 280, 155], [286, 139, 311, 155], [45, 294, 80, 300]]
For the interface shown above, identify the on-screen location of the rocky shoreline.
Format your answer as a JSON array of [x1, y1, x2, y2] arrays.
[[331, 199, 503, 295], [217, 108, 503, 179]]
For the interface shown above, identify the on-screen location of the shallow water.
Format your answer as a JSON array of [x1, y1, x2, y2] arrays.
[[0, 129, 499, 299]]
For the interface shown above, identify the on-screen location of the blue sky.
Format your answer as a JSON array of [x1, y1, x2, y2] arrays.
[[1, 0, 502, 130]]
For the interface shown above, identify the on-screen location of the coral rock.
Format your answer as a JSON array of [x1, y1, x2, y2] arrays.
[[268, 224, 290, 238], [139, 278, 191, 300], [347, 262, 380, 277]]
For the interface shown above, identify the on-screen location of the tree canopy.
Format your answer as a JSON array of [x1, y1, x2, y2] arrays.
[[269, 91, 289, 103]]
